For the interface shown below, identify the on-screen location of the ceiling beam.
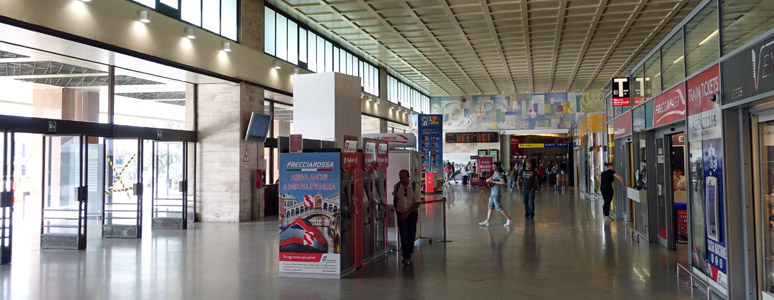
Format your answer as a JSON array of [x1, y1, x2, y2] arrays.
[[274, 0, 450, 95], [478, 0, 515, 94], [581, 0, 647, 91], [600, 0, 690, 90], [519, 0, 534, 93], [352, 0, 471, 95], [564, 0, 608, 92], [547, 1, 566, 93], [400, 0, 492, 94]]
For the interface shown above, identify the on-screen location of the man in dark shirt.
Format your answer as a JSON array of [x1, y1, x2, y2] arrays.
[[518, 161, 541, 219], [600, 163, 625, 221]]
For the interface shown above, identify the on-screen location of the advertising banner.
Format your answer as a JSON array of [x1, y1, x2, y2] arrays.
[[290, 134, 303, 153], [613, 111, 632, 139], [722, 33, 774, 104], [702, 113, 727, 287], [478, 156, 493, 174], [417, 114, 443, 177], [361, 133, 416, 148], [687, 64, 720, 116], [653, 83, 687, 126], [279, 152, 342, 276]]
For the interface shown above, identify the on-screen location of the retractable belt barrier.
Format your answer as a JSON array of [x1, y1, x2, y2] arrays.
[[416, 197, 451, 244]]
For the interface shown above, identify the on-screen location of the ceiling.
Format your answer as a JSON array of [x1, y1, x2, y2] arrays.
[[270, 0, 701, 96]]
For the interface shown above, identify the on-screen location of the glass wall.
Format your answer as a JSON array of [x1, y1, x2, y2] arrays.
[[0, 42, 109, 123], [128, 0, 238, 41], [661, 30, 685, 89], [387, 75, 430, 113], [722, 0, 774, 55], [685, 2, 719, 75], [644, 52, 661, 99], [264, 6, 380, 97], [114, 69, 195, 130], [632, 66, 645, 106]]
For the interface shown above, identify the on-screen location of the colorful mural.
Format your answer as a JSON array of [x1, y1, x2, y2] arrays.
[[431, 92, 600, 131]]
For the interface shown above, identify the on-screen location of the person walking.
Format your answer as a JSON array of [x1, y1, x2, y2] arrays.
[[444, 162, 452, 184], [450, 162, 457, 184], [600, 163, 624, 221], [507, 165, 517, 190], [392, 169, 422, 265], [479, 162, 513, 227], [518, 161, 540, 219]]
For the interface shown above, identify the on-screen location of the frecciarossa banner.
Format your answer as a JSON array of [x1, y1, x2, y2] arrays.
[[653, 83, 686, 126]]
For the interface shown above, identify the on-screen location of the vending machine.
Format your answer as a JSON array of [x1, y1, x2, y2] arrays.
[[341, 137, 362, 269], [361, 138, 378, 264], [373, 140, 389, 255], [278, 151, 355, 278]]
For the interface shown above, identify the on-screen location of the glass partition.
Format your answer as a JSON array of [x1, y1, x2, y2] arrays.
[[722, 0, 774, 55], [685, 1, 719, 75], [661, 30, 685, 89]]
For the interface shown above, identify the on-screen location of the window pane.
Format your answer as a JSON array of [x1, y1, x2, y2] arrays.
[[308, 33, 317, 72], [276, 15, 288, 60], [264, 8, 276, 55], [333, 47, 340, 73], [346, 53, 351, 75], [325, 41, 333, 72], [722, 0, 774, 54], [316, 36, 324, 72], [661, 29, 684, 89], [299, 29, 307, 63], [160, 0, 178, 9], [181, 0, 201, 26], [221, 0, 237, 40], [288, 21, 298, 64], [114, 68, 194, 130], [685, 2, 718, 75], [632, 67, 645, 106], [202, 0, 221, 34], [644, 52, 661, 98], [133, 0, 156, 9]]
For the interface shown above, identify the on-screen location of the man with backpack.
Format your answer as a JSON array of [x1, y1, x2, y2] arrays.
[[393, 169, 422, 265]]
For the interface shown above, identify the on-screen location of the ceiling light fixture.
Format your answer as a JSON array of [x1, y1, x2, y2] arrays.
[[273, 60, 281, 70], [222, 42, 232, 52], [699, 30, 719, 46], [673, 56, 684, 65], [138, 10, 150, 23], [185, 27, 196, 39], [79, 0, 91, 2]]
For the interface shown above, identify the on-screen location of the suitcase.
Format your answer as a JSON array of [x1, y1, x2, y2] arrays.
[[462, 175, 468, 185]]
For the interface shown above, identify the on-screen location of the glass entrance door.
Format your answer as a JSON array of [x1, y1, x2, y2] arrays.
[[102, 139, 142, 238], [656, 137, 668, 248], [1, 131, 14, 264], [41, 135, 87, 250], [151, 141, 188, 230]]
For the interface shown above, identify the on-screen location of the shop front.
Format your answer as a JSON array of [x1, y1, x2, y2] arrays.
[[571, 113, 606, 199]]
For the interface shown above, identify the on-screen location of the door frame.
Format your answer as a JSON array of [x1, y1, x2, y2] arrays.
[[653, 124, 685, 250], [1, 131, 15, 264]]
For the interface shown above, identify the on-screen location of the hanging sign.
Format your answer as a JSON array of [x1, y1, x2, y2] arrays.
[[613, 111, 632, 139], [612, 77, 631, 106], [653, 83, 686, 126]]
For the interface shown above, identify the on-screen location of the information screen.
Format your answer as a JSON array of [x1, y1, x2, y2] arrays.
[[445, 132, 499, 143]]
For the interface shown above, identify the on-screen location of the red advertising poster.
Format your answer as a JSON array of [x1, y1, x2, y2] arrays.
[[478, 156, 493, 173], [290, 134, 303, 153], [678, 209, 688, 243], [613, 111, 632, 139], [341, 136, 361, 268], [686, 64, 720, 116], [653, 83, 686, 126], [509, 135, 522, 156]]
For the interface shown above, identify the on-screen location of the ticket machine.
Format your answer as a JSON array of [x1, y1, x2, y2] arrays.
[[361, 166, 374, 263], [373, 140, 389, 254]]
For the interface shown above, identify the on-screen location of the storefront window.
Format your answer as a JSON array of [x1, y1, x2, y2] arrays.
[[689, 133, 707, 276], [114, 69, 194, 130], [661, 30, 685, 89], [760, 121, 774, 293], [685, 1, 719, 75], [722, 0, 774, 55], [0, 42, 110, 123], [644, 52, 661, 99]]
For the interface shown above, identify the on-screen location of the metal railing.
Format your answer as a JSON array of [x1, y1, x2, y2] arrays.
[[676, 263, 724, 300], [624, 224, 649, 243]]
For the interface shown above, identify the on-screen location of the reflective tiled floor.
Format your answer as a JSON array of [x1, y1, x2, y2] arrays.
[[1, 185, 717, 299]]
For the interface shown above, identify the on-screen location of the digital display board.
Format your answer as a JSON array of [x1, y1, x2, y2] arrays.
[[445, 132, 499, 143]]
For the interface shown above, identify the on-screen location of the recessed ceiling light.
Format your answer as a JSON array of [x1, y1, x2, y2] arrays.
[[185, 27, 196, 39], [273, 60, 281, 70], [222, 42, 232, 52], [79, 0, 92, 2]]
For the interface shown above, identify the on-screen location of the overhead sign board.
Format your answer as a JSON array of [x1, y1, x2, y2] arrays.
[[653, 83, 686, 126], [722, 33, 774, 104], [687, 64, 720, 116], [612, 77, 631, 106], [613, 111, 632, 139], [445, 132, 499, 143], [361, 133, 416, 148]]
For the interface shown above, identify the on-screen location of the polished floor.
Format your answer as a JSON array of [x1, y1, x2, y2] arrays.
[[0, 185, 717, 300]]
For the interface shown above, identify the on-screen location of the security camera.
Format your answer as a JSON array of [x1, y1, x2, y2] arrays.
[[710, 93, 717, 102]]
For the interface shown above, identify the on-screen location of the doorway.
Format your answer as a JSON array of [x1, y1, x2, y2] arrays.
[[653, 128, 689, 260]]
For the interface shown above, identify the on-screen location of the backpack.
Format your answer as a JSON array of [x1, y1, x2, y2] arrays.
[[393, 181, 417, 206]]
